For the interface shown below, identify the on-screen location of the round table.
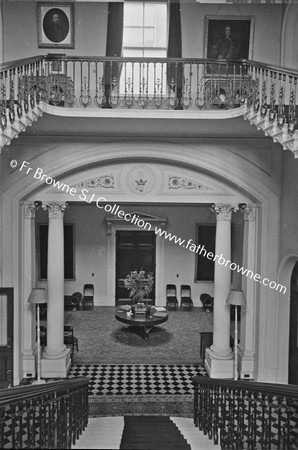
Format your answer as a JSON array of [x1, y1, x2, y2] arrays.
[[115, 310, 168, 340]]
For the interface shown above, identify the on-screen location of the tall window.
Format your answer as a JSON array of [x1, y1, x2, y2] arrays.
[[121, 2, 167, 95], [123, 2, 167, 58]]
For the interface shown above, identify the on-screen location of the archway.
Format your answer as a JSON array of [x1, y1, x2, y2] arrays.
[[1, 141, 280, 383]]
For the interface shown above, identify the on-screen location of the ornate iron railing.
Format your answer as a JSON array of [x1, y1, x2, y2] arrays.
[[0, 55, 298, 150], [193, 376, 298, 450], [242, 60, 298, 135], [0, 377, 89, 449]]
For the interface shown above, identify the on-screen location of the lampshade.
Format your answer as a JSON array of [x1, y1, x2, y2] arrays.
[[226, 289, 246, 306], [28, 288, 48, 304]]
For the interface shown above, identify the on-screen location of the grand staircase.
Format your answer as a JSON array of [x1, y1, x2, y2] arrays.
[[72, 416, 218, 450]]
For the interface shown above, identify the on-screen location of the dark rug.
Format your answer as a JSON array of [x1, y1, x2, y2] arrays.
[[119, 416, 192, 449], [64, 307, 213, 364]]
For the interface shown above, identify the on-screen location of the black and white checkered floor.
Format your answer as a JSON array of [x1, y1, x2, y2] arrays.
[[68, 364, 207, 396]]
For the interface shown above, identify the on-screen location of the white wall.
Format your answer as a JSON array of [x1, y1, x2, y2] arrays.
[[2, 1, 108, 61], [180, 3, 283, 64], [2, 1, 284, 66]]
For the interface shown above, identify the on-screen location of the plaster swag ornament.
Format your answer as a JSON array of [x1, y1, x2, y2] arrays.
[[168, 176, 212, 191], [74, 175, 115, 189]]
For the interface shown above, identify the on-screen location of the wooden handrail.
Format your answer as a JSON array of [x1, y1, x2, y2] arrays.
[[0, 377, 89, 406], [193, 375, 298, 397], [0, 54, 297, 77], [0, 377, 89, 449], [193, 376, 298, 449], [0, 55, 45, 71], [243, 59, 298, 77]]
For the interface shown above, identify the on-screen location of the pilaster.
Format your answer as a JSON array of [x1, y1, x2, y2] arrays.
[[22, 202, 37, 378]]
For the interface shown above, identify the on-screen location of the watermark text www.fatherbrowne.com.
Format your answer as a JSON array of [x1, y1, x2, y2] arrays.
[[15, 160, 287, 295]]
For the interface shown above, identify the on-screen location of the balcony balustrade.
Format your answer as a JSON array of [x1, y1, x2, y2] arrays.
[[0, 55, 297, 154], [193, 376, 298, 449]]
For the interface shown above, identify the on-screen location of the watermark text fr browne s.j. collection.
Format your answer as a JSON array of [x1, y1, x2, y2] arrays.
[[14, 160, 286, 295]]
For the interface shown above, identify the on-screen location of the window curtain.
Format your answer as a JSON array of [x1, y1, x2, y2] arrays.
[[167, 0, 183, 109], [104, 2, 124, 107]]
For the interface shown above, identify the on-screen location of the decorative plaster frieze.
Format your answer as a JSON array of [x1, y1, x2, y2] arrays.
[[72, 175, 115, 189], [42, 201, 68, 219], [211, 203, 238, 221], [168, 175, 212, 191]]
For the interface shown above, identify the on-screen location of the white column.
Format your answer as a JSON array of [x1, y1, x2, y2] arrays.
[[22, 202, 37, 378], [205, 203, 236, 379], [41, 201, 71, 378], [239, 205, 257, 379]]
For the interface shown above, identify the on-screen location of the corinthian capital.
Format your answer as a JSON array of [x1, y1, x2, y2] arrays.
[[24, 202, 36, 219], [42, 202, 68, 219], [243, 205, 256, 222], [211, 203, 238, 221]]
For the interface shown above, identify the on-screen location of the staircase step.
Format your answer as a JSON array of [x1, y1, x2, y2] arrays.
[[73, 416, 219, 449], [72, 417, 124, 450], [120, 416, 191, 450]]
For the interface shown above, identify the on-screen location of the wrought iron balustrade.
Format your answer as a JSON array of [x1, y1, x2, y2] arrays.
[[193, 376, 298, 450], [0, 55, 253, 123], [0, 377, 89, 449], [242, 60, 298, 137], [1, 55, 298, 153]]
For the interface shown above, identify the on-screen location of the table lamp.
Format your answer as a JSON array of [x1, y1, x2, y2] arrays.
[[226, 289, 246, 380], [28, 288, 48, 384]]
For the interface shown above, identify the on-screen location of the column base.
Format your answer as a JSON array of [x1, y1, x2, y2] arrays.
[[41, 348, 71, 378], [238, 348, 254, 380], [205, 348, 234, 379], [22, 352, 36, 379]]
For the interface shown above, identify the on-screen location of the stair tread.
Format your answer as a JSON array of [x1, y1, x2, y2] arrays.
[[73, 416, 219, 449], [120, 416, 191, 450]]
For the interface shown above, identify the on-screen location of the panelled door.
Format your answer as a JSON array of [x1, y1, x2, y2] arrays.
[[116, 231, 156, 305], [0, 288, 13, 388]]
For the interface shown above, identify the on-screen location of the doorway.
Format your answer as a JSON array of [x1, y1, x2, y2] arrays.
[[289, 261, 298, 384], [116, 230, 156, 305], [0, 288, 13, 388]]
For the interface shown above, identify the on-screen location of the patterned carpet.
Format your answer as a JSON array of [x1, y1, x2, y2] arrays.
[[68, 363, 207, 417], [64, 306, 213, 365]]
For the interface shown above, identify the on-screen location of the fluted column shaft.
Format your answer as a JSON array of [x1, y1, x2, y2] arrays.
[[43, 202, 67, 358]]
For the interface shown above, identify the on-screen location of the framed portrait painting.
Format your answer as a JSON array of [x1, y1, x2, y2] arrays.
[[205, 16, 255, 61], [37, 2, 74, 49]]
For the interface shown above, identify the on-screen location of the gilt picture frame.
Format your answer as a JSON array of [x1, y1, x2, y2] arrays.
[[37, 2, 75, 49], [205, 16, 255, 61]]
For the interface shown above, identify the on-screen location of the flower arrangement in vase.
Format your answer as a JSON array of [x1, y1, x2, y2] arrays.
[[124, 269, 154, 305]]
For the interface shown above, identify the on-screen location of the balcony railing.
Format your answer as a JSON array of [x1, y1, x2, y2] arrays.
[[0, 55, 298, 153], [193, 376, 298, 450], [0, 377, 89, 449]]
